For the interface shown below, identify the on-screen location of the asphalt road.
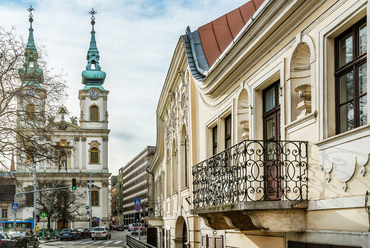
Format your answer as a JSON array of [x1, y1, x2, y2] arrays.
[[39, 230, 132, 248]]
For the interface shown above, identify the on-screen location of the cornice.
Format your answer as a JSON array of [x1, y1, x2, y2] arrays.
[[195, 0, 325, 105]]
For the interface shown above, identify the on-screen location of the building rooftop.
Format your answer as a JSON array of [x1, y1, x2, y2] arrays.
[[183, 0, 265, 81]]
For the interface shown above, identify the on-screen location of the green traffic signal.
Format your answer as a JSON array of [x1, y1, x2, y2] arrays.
[[72, 178, 77, 190]]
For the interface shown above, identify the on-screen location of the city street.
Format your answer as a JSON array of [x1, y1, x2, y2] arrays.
[[39, 230, 139, 248]]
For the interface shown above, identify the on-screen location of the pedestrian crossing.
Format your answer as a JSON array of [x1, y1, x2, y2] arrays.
[[42, 238, 125, 247]]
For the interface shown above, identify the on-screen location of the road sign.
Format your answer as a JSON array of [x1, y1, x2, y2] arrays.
[[41, 212, 47, 218], [134, 198, 141, 205], [122, 219, 124, 222], [134, 205, 141, 211], [36, 225, 39, 232], [11, 203, 18, 210], [97, 217, 100, 221]]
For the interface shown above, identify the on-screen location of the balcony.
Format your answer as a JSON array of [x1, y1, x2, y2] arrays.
[[191, 140, 308, 232]]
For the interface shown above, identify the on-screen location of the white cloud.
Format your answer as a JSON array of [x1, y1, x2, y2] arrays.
[[0, 0, 249, 174]]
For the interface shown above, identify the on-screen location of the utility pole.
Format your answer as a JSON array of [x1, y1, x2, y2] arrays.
[[89, 173, 92, 228], [33, 160, 37, 237]]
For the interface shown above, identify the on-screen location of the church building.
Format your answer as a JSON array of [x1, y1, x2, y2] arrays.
[[14, 8, 111, 229]]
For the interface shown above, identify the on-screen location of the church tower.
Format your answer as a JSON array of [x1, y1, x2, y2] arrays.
[[17, 6, 46, 130], [79, 9, 109, 131]]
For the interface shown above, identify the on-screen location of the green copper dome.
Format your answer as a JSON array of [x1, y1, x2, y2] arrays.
[[82, 9, 106, 91], [18, 7, 44, 89]]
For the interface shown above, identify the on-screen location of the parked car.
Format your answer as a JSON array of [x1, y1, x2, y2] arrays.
[[59, 229, 81, 240], [91, 226, 111, 240], [131, 223, 146, 235], [76, 228, 90, 238], [8, 231, 39, 248], [117, 225, 124, 231], [0, 232, 17, 248]]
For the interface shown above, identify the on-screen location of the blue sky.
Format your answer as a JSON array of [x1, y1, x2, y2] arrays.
[[0, 0, 249, 175]]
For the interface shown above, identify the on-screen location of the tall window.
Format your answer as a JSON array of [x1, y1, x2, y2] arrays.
[[2, 209, 7, 218], [212, 125, 218, 155], [335, 17, 367, 134], [91, 148, 99, 164], [92, 191, 99, 206], [89, 141, 100, 164], [26, 104, 35, 121], [225, 115, 232, 149], [90, 105, 99, 121]]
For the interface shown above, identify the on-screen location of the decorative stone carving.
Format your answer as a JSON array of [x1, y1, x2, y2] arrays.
[[70, 116, 78, 125], [102, 137, 108, 142], [74, 137, 80, 141], [81, 137, 87, 142], [294, 84, 311, 119], [239, 120, 249, 140]]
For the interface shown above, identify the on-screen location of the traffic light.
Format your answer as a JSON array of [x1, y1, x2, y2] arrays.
[[135, 213, 139, 222], [36, 214, 40, 222], [72, 178, 77, 190]]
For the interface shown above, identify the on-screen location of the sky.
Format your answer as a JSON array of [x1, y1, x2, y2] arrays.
[[0, 0, 249, 175]]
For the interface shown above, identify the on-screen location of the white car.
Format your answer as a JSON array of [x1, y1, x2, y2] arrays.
[[91, 226, 111, 240]]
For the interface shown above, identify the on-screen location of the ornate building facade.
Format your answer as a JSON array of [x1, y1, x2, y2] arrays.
[[14, 9, 111, 229], [147, 0, 370, 247]]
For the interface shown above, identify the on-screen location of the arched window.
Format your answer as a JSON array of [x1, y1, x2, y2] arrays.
[[91, 148, 99, 164], [89, 141, 100, 164], [90, 106, 99, 122], [26, 104, 35, 121]]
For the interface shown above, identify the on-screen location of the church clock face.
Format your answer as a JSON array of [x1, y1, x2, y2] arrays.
[[26, 89, 35, 97], [90, 90, 99, 99]]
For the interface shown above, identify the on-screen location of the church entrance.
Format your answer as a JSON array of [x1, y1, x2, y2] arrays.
[[57, 219, 68, 230]]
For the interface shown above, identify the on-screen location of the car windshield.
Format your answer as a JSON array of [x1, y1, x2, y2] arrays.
[[93, 228, 105, 231], [8, 232, 21, 237], [61, 229, 71, 233]]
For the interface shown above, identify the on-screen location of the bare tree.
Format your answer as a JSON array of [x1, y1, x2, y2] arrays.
[[0, 27, 67, 169], [17, 179, 84, 230], [55, 188, 84, 229]]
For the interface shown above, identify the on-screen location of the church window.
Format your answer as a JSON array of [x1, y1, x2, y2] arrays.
[[26, 104, 35, 121], [91, 148, 98, 163], [89, 141, 100, 164], [92, 190, 99, 206], [90, 105, 99, 122]]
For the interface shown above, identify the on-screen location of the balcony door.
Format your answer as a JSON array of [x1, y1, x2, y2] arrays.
[[263, 81, 281, 200]]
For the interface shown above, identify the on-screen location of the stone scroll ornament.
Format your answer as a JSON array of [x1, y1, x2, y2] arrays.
[[320, 137, 369, 191]]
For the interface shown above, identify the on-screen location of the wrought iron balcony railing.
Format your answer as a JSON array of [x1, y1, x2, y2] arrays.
[[192, 140, 308, 209]]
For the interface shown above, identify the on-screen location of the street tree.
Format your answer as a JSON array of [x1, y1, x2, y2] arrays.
[[55, 188, 85, 229], [18, 179, 84, 230], [0, 27, 67, 170]]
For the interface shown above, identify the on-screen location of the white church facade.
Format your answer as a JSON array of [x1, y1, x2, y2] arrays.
[[14, 9, 111, 230]]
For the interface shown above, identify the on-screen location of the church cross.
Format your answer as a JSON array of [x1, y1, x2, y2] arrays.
[[27, 5, 35, 19]]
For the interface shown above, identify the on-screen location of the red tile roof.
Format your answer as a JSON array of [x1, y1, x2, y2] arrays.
[[198, 0, 264, 66]]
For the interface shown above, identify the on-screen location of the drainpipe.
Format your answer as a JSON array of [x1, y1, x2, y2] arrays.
[[146, 166, 155, 217]]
